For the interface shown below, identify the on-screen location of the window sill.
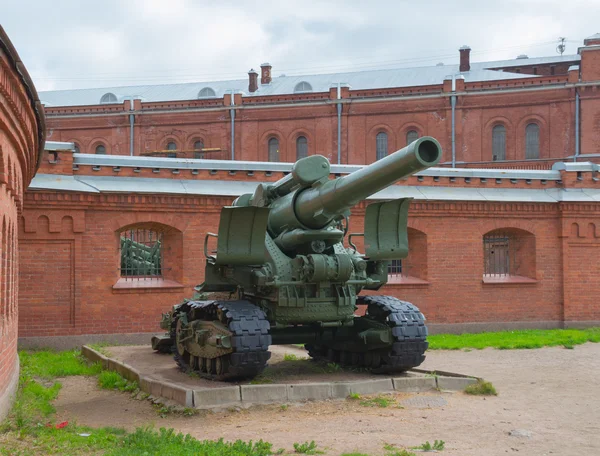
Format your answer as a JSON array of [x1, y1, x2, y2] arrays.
[[386, 276, 430, 286], [482, 275, 537, 285], [112, 278, 185, 294]]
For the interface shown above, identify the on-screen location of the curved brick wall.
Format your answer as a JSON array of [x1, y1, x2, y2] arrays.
[[0, 26, 45, 420]]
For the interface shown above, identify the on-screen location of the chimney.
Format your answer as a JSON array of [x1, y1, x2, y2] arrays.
[[260, 62, 272, 85], [459, 45, 471, 72], [248, 69, 258, 93]]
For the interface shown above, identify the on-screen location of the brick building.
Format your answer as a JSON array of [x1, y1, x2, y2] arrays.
[[0, 27, 45, 420], [38, 35, 600, 169], [14, 33, 600, 349]]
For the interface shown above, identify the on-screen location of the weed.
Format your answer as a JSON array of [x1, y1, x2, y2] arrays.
[[249, 376, 274, 385], [293, 440, 323, 454], [97, 370, 138, 392], [182, 407, 198, 417], [464, 380, 497, 396], [341, 453, 370, 456], [412, 440, 445, 451], [280, 404, 288, 411], [347, 392, 361, 400], [360, 395, 393, 408], [324, 362, 342, 373], [388, 450, 417, 456], [283, 353, 299, 361]]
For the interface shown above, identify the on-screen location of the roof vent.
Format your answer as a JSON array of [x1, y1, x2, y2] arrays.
[[516, 54, 529, 59]]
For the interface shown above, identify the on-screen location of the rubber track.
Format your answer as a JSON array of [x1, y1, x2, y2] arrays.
[[306, 295, 428, 373], [174, 300, 271, 381]]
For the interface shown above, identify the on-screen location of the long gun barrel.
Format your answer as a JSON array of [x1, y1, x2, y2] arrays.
[[267, 137, 442, 235]]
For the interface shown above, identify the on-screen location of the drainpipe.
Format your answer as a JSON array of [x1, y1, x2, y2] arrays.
[[574, 89, 580, 162], [230, 90, 235, 161], [129, 99, 134, 156], [337, 83, 342, 164], [451, 76, 456, 168]]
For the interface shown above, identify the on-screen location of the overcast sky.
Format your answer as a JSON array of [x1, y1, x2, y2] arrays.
[[2, 0, 599, 92]]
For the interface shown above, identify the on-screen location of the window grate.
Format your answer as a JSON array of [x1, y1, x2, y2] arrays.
[[376, 132, 388, 161], [483, 233, 516, 276], [120, 229, 164, 279], [387, 259, 413, 278]]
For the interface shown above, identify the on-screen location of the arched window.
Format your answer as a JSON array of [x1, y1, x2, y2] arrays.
[[376, 132, 388, 161], [492, 125, 506, 161], [100, 93, 117, 104], [73, 143, 81, 154], [406, 130, 419, 146], [294, 81, 313, 93], [198, 87, 216, 98], [193, 140, 204, 159], [296, 136, 308, 159], [268, 137, 279, 162], [165, 141, 177, 158], [120, 228, 163, 277], [483, 229, 536, 280], [525, 123, 540, 159], [95, 144, 106, 154]]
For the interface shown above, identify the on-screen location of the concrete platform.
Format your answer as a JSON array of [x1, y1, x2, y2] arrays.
[[82, 344, 477, 409]]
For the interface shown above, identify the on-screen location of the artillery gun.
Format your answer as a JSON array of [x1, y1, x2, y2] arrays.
[[152, 137, 442, 380]]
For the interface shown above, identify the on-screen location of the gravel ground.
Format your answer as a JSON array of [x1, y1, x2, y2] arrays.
[[54, 343, 600, 455]]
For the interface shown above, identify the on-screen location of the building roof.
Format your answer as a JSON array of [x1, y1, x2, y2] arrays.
[[38, 54, 580, 107]]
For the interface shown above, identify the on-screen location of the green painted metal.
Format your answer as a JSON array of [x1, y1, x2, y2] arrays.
[[156, 137, 442, 380], [120, 237, 161, 276]]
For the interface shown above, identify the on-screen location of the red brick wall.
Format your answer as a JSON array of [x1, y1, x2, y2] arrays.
[[41, 44, 600, 168], [0, 29, 44, 418], [18, 183, 600, 340]]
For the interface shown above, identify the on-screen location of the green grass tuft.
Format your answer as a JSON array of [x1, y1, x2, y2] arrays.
[[412, 440, 445, 451], [97, 370, 138, 392], [465, 380, 497, 396], [428, 327, 600, 350], [293, 440, 323, 454], [359, 395, 393, 408], [283, 353, 299, 361], [19, 349, 102, 379]]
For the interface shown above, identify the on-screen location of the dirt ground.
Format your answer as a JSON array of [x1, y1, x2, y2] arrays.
[[54, 343, 600, 456]]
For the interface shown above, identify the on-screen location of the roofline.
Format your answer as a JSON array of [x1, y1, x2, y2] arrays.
[[0, 25, 46, 170]]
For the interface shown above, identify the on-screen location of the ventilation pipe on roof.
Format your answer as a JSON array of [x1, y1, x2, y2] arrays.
[[260, 63, 272, 85], [459, 45, 471, 72], [451, 76, 456, 167], [575, 89, 580, 161], [337, 83, 342, 164], [230, 90, 236, 161], [248, 69, 258, 93]]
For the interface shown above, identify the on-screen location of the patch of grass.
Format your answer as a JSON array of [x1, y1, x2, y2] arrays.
[[464, 380, 497, 396], [283, 353, 299, 361], [280, 404, 288, 411], [97, 370, 138, 392], [340, 453, 370, 456], [412, 440, 445, 451], [359, 395, 393, 408], [249, 376, 274, 385], [19, 349, 102, 379], [293, 440, 323, 454], [347, 392, 361, 400], [2, 350, 276, 455], [388, 450, 416, 456], [428, 327, 600, 350]]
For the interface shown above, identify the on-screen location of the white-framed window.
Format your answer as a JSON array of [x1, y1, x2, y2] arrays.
[[198, 87, 216, 98], [376, 132, 388, 161], [100, 93, 118, 104], [525, 123, 540, 159], [294, 81, 313, 93], [492, 125, 506, 161]]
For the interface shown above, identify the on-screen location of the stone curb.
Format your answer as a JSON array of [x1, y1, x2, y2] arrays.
[[81, 345, 478, 409]]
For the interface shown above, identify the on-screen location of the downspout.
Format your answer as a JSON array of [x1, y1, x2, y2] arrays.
[[230, 90, 235, 161], [451, 75, 456, 168], [129, 99, 134, 156], [337, 83, 342, 164], [574, 89, 580, 162]]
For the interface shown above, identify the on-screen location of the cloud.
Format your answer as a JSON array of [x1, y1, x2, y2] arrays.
[[2, 0, 598, 91]]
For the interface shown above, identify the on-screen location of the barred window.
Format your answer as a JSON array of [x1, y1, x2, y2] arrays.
[[483, 233, 512, 276], [193, 140, 204, 159], [296, 136, 308, 159], [492, 125, 506, 161], [525, 123, 540, 159], [268, 137, 279, 162], [388, 259, 403, 276], [376, 132, 388, 161], [120, 229, 163, 277], [406, 130, 419, 146]]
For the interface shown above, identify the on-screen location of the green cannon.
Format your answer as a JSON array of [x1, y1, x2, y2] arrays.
[[152, 137, 442, 380]]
